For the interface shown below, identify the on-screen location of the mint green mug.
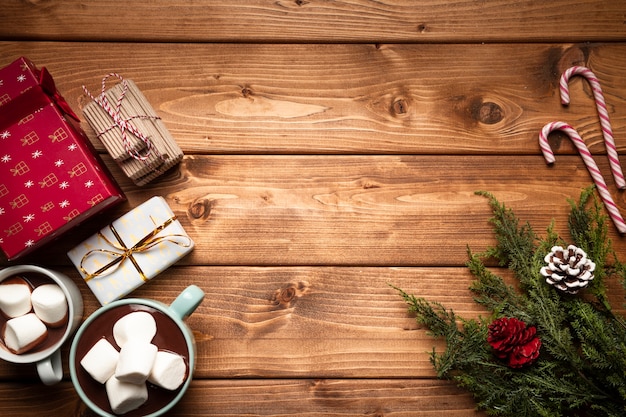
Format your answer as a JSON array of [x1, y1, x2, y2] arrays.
[[69, 285, 204, 416]]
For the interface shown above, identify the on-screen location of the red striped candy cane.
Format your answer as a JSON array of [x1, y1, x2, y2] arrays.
[[539, 121, 626, 233], [560, 66, 625, 190]]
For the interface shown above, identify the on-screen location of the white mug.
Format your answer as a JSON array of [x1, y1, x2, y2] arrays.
[[0, 265, 84, 385]]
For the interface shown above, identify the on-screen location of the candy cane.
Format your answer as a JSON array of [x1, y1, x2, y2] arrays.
[[560, 66, 625, 189], [540, 121, 626, 233]]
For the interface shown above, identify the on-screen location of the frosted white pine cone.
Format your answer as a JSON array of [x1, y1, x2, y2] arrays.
[[540, 245, 595, 294]]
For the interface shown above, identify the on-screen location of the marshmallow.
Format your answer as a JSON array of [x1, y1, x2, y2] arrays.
[[115, 340, 158, 384], [112, 311, 157, 348], [3, 313, 47, 354], [105, 375, 148, 415], [148, 351, 187, 390], [0, 277, 32, 318], [80, 338, 120, 384], [31, 284, 68, 327]]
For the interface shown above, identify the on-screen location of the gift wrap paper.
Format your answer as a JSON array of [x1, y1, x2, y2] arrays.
[[0, 57, 125, 260], [82, 79, 184, 186], [67, 196, 194, 305]]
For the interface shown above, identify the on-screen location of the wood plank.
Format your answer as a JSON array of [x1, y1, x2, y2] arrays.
[[9, 154, 625, 267], [1, 1, 625, 43], [2, 42, 626, 155], [0, 379, 486, 416], [0, 266, 492, 381], [0, 266, 624, 381], [177, 266, 487, 380], [0, 266, 483, 380]]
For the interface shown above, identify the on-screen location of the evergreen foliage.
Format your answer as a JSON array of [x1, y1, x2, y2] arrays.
[[394, 187, 626, 416]]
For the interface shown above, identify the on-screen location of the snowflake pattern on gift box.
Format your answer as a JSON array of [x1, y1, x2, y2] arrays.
[[0, 57, 124, 260]]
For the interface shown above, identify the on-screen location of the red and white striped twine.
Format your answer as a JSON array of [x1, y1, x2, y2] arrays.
[[560, 66, 625, 190], [82, 73, 153, 161], [539, 121, 626, 233]]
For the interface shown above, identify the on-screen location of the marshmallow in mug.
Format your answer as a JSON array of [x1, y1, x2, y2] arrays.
[[3, 313, 48, 354], [106, 376, 149, 415], [80, 311, 188, 414], [0, 277, 33, 318], [31, 284, 69, 327], [80, 338, 120, 384], [113, 311, 156, 347], [148, 350, 187, 391], [116, 340, 158, 384], [0, 276, 69, 354]]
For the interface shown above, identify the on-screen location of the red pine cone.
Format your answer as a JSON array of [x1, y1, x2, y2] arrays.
[[487, 317, 541, 368]]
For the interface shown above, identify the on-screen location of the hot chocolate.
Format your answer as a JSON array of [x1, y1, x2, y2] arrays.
[[0, 273, 69, 355], [72, 303, 190, 416]]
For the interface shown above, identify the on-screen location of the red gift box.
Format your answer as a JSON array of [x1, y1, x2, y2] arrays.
[[0, 57, 125, 261]]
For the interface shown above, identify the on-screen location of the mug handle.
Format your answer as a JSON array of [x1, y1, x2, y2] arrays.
[[36, 349, 63, 385], [169, 285, 205, 320]]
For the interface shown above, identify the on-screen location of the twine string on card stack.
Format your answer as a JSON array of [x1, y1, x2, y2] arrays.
[[82, 74, 184, 186], [82, 73, 158, 162]]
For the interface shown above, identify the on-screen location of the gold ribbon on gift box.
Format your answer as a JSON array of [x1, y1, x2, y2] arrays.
[[79, 215, 192, 282]]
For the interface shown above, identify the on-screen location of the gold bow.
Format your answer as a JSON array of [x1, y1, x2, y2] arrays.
[[80, 215, 191, 282]]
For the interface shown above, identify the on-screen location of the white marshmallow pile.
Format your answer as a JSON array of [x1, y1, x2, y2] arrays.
[[80, 311, 188, 415], [0, 277, 68, 354]]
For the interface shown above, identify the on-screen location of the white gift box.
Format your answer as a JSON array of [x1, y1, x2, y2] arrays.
[[67, 196, 194, 305]]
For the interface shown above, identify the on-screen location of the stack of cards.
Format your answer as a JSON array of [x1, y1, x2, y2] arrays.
[[82, 78, 183, 186]]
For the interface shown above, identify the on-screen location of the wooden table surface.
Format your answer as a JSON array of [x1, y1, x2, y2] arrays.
[[2, 1, 626, 415]]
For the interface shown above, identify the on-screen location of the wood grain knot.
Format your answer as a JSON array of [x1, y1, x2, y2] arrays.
[[473, 101, 503, 124], [556, 46, 588, 79], [417, 23, 427, 33], [278, 287, 296, 303], [545, 129, 565, 151], [271, 281, 310, 308], [392, 98, 409, 115], [188, 198, 212, 220]]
